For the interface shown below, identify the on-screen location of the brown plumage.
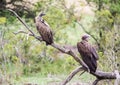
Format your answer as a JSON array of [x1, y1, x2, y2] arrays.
[[35, 13, 53, 45], [77, 35, 99, 73]]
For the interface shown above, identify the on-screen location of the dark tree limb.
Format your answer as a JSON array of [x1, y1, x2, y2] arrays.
[[8, 9, 120, 85], [93, 70, 116, 79], [60, 66, 83, 85]]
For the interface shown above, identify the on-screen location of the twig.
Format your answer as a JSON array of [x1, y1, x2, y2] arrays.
[[60, 66, 83, 85], [76, 21, 100, 46], [13, 30, 42, 41], [92, 79, 101, 85], [13, 30, 33, 36], [79, 70, 86, 76]]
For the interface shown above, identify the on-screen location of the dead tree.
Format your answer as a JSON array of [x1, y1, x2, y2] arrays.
[[8, 9, 120, 85]]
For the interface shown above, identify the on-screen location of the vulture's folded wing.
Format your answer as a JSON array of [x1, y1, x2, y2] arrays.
[[90, 47, 99, 60]]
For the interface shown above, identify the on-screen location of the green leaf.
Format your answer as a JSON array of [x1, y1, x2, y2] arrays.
[[0, 17, 6, 24]]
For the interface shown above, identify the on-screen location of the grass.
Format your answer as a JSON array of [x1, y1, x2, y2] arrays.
[[11, 71, 96, 85], [13, 73, 63, 85]]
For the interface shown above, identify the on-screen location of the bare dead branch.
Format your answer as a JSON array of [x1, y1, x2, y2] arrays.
[[7, 9, 35, 35], [60, 66, 83, 85], [93, 70, 116, 79]]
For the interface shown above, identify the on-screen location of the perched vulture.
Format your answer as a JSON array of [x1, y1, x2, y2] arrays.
[[77, 34, 99, 73], [35, 13, 53, 45]]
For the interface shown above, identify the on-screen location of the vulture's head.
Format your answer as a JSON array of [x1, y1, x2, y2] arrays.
[[81, 34, 90, 41]]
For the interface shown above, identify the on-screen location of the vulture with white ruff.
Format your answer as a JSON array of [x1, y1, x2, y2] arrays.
[[35, 13, 53, 45]]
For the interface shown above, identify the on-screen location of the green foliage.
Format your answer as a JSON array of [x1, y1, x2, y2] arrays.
[[23, 56, 77, 76], [0, 10, 16, 24], [11, 56, 19, 63], [0, 17, 6, 24], [110, 2, 120, 14], [88, 0, 120, 16], [45, 7, 66, 29], [89, 0, 120, 72], [95, 9, 113, 30]]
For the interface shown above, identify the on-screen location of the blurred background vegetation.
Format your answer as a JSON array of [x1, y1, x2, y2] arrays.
[[0, 0, 120, 85]]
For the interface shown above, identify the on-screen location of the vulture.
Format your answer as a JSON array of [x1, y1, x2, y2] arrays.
[[35, 13, 53, 45], [77, 34, 99, 73]]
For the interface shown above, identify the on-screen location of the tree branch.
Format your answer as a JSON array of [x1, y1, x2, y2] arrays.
[[93, 70, 116, 79], [60, 66, 83, 85]]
